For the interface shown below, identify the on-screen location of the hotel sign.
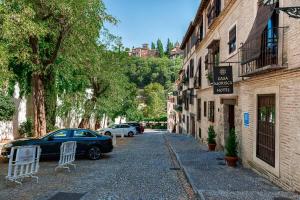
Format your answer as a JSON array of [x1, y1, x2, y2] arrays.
[[213, 66, 233, 94]]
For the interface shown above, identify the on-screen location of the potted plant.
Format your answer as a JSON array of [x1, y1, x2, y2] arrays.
[[207, 125, 216, 151], [225, 128, 238, 167]]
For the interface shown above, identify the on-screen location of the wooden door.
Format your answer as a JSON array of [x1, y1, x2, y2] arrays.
[[257, 94, 276, 167]]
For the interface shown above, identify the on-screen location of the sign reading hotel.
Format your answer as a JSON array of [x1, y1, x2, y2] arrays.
[[213, 66, 233, 94]]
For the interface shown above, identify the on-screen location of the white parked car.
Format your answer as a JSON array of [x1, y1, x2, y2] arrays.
[[98, 124, 137, 137]]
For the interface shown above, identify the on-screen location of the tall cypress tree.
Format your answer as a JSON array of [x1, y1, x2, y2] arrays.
[[151, 42, 156, 50], [157, 39, 164, 58], [166, 38, 174, 56]]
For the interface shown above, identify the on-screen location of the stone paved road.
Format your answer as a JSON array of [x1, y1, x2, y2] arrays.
[[0, 132, 189, 200]]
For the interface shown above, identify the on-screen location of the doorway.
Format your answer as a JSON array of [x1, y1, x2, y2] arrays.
[[190, 115, 196, 138], [224, 103, 235, 148], [228, 105, 235, 131]]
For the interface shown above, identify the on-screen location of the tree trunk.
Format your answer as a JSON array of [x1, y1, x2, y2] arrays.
[[44, 70, 57, 131], [78, 117, 90, 129], [95, 119, 101, 130], [32, 73, 47, 137]]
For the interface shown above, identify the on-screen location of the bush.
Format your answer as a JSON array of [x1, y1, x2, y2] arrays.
[[225, 128, 238, 157], [19, 119, 34, 137], [207, 125, 216, 144]]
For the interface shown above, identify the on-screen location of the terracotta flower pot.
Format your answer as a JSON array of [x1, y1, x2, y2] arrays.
[[208, 143, 216, 151], [225, 156, 238, 167]]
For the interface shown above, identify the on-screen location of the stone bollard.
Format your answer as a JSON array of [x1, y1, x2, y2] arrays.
[[112, 133, 117, 146]]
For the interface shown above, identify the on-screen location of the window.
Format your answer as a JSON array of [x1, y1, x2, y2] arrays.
[[183, 114, 185, 123], [197, 99, 201, 121], [205, 54, 209, 70], [52, 130, 70, 138], [207, 0, 221, 27], [229, 25, 237, 54], [199, 128, 202, 138], [204, 101, 207, 117], [199, 20, 204, 42], [196, 58, 202, 88], [186, 67, 190, 82], [183, 90, 189, 110], [74, 130, 96, 137], [189, 89, 194, 105], [208, 101, 215, 122], [190, 59, 194, 78]]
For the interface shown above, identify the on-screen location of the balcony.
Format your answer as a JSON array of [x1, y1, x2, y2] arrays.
[[174, 105, 183, 112], [239, 27, 287, 77]]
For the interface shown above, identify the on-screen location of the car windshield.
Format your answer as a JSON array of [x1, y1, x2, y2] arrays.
[[38, 130, 56, 139]]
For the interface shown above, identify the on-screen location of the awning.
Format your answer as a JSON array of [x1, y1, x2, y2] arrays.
[[241, 3, 276, 64]]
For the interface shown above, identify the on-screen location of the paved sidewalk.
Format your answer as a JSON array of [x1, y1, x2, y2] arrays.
[[165, 133, 300, 200]]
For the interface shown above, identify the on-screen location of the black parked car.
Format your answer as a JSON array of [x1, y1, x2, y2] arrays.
[[123, 122, 144, 134], [1, 128, 113, 160]]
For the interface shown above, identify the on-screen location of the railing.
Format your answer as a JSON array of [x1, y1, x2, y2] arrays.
[[239, 27, 287, 77], [174, 105, 183, 112], [194, 76, 201, 89]]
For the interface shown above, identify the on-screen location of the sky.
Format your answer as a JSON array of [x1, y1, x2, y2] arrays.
[[103, 0, 200, 49]]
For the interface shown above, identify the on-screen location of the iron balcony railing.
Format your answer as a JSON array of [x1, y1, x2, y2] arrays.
[[239, 27, 287, 77]]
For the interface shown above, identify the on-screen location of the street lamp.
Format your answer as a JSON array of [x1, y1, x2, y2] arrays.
[[262, 0, 300, 19]]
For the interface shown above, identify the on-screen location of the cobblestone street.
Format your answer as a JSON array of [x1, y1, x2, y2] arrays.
[[0, 131, 191, 200]]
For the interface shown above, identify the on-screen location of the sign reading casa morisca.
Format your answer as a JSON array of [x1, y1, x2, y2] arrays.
[[213, 66, 233, 94]]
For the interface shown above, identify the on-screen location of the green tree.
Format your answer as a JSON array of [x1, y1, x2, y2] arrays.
[[165, 38, 174, 56], [0, 93, 15, 121], [151, 42, 156, 50], [0, 0, 116, 136], [143, 83, 166, 118], [157, 39, 164, 58]]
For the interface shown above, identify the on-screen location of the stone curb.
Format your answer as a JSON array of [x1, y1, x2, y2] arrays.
[[167, 139, 205, 200]]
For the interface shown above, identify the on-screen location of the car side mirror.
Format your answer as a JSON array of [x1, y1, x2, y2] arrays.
[[48, 135, 54, 141]]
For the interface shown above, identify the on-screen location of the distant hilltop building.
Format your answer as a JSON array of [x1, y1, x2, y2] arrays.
[[170, 42, 184, 59], [129, 44, 159, 58]]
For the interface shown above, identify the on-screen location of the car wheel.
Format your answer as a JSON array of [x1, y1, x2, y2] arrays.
[[105, 132, 112, 136], [88, 146, 102, 160], [128, 131, 134, 137]]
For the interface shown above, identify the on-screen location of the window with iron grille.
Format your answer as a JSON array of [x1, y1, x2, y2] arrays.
[[229, 25, 237, 54], [197, 99, 201, 121], [204, 101, 207, 117], [208, 101, 215, 122], [190, 59, 194, 78]]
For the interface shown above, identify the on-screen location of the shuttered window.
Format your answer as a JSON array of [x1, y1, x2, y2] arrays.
[[208, 101, 215, 122], [197, 99, 201, 121], [229, 25, 237, 54], [190, 59, 194, 78]]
